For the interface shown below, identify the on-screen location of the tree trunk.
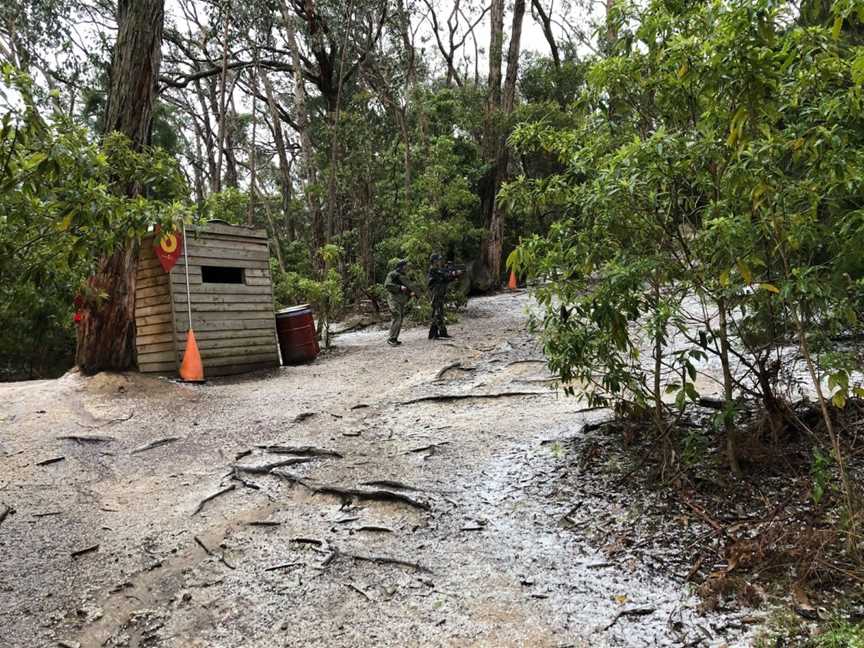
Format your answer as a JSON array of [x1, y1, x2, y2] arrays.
[[484, 0, 525, 285], [262, 71, 295, 241], [283, 6, 324, 263], [76, 0, 164, 374], [717, 297, 742, 477]]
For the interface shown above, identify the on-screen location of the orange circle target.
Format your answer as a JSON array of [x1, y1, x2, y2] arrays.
[[160, 234, 178, 254]]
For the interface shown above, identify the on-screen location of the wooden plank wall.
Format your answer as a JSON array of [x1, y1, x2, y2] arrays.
[[169, 225, 279, 376], [136, 235, 179, 373]]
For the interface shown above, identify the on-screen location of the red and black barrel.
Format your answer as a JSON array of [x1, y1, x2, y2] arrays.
[[276, 305, 320, 365]]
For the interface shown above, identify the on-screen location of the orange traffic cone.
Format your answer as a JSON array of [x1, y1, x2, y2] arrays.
[[179, 329, 205, 382], [508, 270, 518, 290]]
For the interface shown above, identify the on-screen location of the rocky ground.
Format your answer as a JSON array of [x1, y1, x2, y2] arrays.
[[0, 291, 759, 647]]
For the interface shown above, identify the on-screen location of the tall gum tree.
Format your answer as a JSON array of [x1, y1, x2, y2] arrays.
[[75, 0, 164, 373]]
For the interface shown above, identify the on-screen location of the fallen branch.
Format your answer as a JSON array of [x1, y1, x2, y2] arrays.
[[505, 359, 546, 368], [595, 606, 655, 633], [247, 520, 281, 527], [57, 435, 115, 444], [312, 485, 431, 511], [399, 391, 548, 405], [350, 403, 370, 410], [338, 551, 432, 574], [192, 484, 236, 516], [36, 456, 65, 466], [265, 562, 302, 572], [256, 445, 342, 458], [71, 544, 100, 558], [230, 466, 261, 490], [406, 442, 450, 454], [292, 412, 316, 423], [361, 480, 420, 491], [233, 457, 314, 474], [131, 437, 180, 454], [343, 581, 372, 600]]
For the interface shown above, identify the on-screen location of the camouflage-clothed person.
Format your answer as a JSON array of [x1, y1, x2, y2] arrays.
[[427, 254, 461, 339], [384, 259, 414, 346]]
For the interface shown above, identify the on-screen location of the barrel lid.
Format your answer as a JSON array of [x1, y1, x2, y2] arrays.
[[277, 304, 311, 315]]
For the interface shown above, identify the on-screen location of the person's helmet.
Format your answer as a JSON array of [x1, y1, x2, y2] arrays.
[[395, 258, 409, 270], [429, 253, 441, 264]]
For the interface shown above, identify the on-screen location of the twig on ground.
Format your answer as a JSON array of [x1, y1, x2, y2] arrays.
[[57, 435, 115, 444], [71, 544, 100, 558], [406, 442, 450, 454], [337, 551, 433, 574], [361, 480, 420, 491], [36, 456, 65, 466], [594, 606, 655, 633], [192, 484, 236, 516], [265, 562, 302, 572], [233, 457, 315, 474], [194, 535, 235, 570], [399, 391, 549, 405], [312, 485, 431, 511], [292, 412, 316, 423], [344, 582, 372, 600], [230, 466, 261, 490], [131, 437, 180, 454], [256, 445, 342, 458]]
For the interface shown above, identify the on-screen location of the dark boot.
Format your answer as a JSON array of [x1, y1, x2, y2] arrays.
[[428, 324, 439, 339]]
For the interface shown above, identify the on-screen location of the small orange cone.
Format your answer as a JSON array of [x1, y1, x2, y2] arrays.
[[179, 329, 205, 382], [508, 271, 518, 290]]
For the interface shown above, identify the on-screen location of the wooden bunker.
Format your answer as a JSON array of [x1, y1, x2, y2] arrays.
[[135, 222, 279, 376]]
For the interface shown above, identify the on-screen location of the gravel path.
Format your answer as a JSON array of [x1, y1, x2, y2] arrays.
[[0, 292, 751, 647]]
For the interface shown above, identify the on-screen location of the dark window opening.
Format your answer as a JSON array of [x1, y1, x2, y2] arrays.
[[201, 266, 245, 284]]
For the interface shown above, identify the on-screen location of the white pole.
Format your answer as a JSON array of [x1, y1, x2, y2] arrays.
[[182, 222, 193, 331]]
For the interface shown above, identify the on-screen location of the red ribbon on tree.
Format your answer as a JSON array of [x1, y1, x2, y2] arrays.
[[153, 226, 183, 273]]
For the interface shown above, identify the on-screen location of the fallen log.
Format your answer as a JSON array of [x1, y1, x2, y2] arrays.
[[131, 437, 180, 454], [313, 485, 431, 511], [192, 484, 236, 516]]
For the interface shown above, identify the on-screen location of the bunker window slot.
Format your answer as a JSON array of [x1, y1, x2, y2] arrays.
[[201, 266, 245, 284]]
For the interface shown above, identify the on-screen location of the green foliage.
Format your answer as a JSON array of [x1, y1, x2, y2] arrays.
[[272, 245, 344, 348], [509, 1, 864, 435], [0, 65, 190, 378]]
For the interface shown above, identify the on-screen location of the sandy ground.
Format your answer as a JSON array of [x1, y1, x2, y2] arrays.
[[0, 292, 753, 647]]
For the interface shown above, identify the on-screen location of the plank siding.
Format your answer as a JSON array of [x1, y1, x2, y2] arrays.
[[134, 224, 279, 375]]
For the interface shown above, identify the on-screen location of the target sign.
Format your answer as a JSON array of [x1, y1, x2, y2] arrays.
[[153, 226, 183, 273]]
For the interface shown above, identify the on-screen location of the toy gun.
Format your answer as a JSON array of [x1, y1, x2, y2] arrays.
[[444, 261, 465, 281]]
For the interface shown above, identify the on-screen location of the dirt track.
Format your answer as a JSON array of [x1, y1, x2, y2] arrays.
[[0, 292, 753, 647]]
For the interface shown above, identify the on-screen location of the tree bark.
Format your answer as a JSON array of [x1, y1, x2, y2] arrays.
[[262, 71, 295, 241], [282, 6, 325, 263], [484, 0, 525, 286], [77, 0, 164, 373]]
